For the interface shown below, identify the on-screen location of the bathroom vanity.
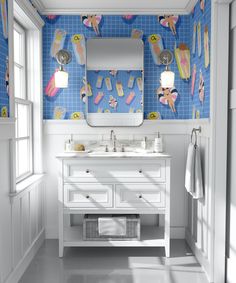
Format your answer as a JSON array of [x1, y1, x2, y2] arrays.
[[57, 152, 171, 257]]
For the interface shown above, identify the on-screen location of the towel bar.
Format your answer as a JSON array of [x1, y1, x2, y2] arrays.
[[191, 127, 201, 147]]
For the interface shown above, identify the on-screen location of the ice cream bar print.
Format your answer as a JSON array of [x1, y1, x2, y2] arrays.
[[71, 34, 86, 65], [197, 21, 202, 57], [128, 76, 135, 89], [94, 92, 104, 105], [192, 22, 197, 55], [126, 92, 136, 105], [105, 77, 112, 91], [50, 29, 66, 58], [137, 77, 143, 91], [0, 0, 8, 39], [96, 76, 103, 89], [116, 82, 124, 97]]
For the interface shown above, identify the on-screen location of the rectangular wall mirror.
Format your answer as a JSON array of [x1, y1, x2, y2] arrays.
[[86, 38, 144, 127]]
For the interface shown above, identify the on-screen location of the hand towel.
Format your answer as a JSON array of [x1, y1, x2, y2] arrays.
[[185, 143, 204, 200], [185, 143, 195, 193], [193, 145, 204, 199], [98, 217, 127, 236]]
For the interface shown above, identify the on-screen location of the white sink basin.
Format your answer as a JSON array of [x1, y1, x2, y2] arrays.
[[89, 151, 130, 157]]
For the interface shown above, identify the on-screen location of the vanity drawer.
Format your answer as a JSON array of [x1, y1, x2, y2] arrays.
[[63, 160, 166, 182], [115, 183, 166, 208], [64, 184, 113, 208]]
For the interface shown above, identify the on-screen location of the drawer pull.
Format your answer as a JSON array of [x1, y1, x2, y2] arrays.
[[86, 169, 90, 173], [138, 195, 142, 199], [139, 170, 143, 174], [86, 195, 90, 199]]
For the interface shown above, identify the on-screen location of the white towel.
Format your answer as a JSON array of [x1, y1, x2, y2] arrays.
[[98, 217, 127, 236], [185, 143, 195, 193], [185, 143, 204, 199], [193, 145, 204, 199]]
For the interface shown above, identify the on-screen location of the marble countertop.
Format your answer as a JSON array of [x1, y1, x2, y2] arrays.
[[56, 151, 172, 159]]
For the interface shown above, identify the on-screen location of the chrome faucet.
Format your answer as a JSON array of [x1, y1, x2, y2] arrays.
[[110, 130, 117, 152], [113, 135, 117, 152], [110, 130, 115, 141]]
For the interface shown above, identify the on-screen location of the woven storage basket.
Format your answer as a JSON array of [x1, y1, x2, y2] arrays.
[[83, 214, 140, 241]]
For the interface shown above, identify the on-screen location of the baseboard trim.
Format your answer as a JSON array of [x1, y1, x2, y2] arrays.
[[185, 228, 212, 282], [226, 256, 236, 283], [5, 229, 45, 283]]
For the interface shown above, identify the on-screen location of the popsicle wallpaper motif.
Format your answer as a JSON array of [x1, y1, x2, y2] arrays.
[[0, 0, 9, 118], [42, 0, 211, 120], [87, 70, 143, 113], [190, 0, 211, 119]]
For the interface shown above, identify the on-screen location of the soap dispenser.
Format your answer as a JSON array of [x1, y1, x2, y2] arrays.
[[154, 132, 163, 153], [141, 136, 147, 150]]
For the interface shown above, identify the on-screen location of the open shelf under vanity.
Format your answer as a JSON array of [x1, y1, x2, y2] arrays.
[[64, 225, 165, 247]]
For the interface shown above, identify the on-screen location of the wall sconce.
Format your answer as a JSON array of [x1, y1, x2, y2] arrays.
[[159, 50, 175, 88], [55, 49, 72, 88]]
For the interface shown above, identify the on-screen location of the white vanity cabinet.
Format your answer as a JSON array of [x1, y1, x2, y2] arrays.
[[57, 154, 171, 257]]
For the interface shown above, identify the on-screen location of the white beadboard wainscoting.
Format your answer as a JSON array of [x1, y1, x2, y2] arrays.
[[0, 120, 45, 283], [185, 130, 212, 280], [43, 118, 211, 262]]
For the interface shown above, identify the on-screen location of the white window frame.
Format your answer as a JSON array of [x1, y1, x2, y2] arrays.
[[14, 20, 33, 183], [14, 20, 27, 100]]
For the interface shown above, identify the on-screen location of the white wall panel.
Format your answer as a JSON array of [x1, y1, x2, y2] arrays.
[[227, 2, 236, 282], [30, 189, 37, 243], [186, 134, 211, 278], [21, 193, 30, 256], [0, 140, 12, 283], [12, 200, 22, 268], [0, 127, 45, 283]]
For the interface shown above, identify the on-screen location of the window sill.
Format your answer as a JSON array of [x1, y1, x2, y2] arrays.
[[10, 174, 45, 199]]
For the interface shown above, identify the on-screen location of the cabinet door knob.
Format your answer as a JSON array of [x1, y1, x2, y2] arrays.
[[86, 195, 90, 199], [139, 195, 142, 199], [139, 170, 142, 174], [86, 169, 90, 173]]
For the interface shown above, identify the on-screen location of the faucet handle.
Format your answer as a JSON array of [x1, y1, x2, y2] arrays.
[[105, 145, 109, 152], [121, 145, 125, 152]]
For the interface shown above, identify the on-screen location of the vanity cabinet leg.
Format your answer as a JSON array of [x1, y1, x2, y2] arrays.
[[165, 213, 170, 257], [59, 243, 64, 258], [58, 211, 64, 257], [165, 242, 170, 258]]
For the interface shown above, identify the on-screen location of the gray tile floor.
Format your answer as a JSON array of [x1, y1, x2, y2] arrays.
[[19, 240, 209, 283]]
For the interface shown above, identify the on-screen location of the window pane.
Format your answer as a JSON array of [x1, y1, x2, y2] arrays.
[[17, 139, 30, 177], [17, 103, 29, 138], [14, 65, 24, 99], [14, 29, 21, 65], [15, 103, 18, 137], [16, 140, 19, 178]]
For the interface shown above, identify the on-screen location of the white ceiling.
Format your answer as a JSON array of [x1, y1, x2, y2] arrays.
[[32, 0, 198, 15]]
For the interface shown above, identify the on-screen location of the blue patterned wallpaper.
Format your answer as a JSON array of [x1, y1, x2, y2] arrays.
[[190, 0, 211, 119], [42, 1, 211, 120], [87, 70, 143, 113], [0, 0, 9, 118]]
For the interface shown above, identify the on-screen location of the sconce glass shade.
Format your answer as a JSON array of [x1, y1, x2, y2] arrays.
[[161, 70, 175, 88], [55, 70, 69, 88]]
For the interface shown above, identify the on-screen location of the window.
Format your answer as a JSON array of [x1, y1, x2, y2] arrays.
[[14, 21, 33, 182]]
